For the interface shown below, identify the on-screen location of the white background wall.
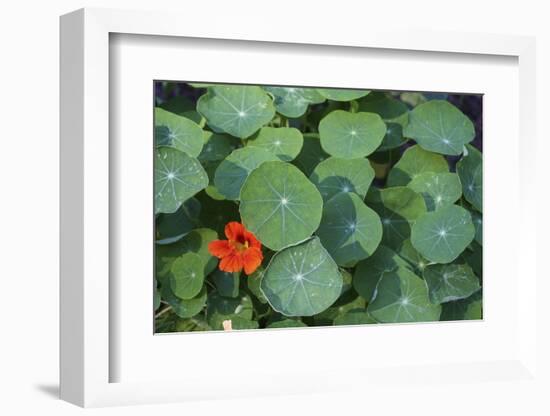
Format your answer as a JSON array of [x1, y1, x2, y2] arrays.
[[0, 1, 548, 414]]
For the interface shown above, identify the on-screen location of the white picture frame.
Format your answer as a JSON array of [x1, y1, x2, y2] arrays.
[[60, 7, 543, 408]]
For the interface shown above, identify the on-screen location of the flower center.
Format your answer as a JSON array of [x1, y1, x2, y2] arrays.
[[231, 240, 249, 252]]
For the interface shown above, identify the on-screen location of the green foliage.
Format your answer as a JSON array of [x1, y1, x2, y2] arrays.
[[154, 83, 482, 333], [404, 100, 475, 155], [239, 161, 323, 251], [155, 108, 204, 157], [333, 310, 376, 325], [457, 145, 483, 212], [411, 205, 475, 263], [353, 246, 410, 302], [210, 269, 240, 298], [367, 267, 441, 323], [169, 253, 205, 299], [260, 237, 342, 316], [387, 145, 449, 186], [156, 198, 201, 242], [246, 127, 304, 161], [408, 172, 462, 211], [198, 131, 240, 162], [317, 192, 382, 267], [197, 85, 275, 138], [423, 263, 480, 304], [264, 87, 325, 118], [155, 147, 208, 214], [214, 147, 278, 200], [267, 319, 307, 328], [440, 290, 482, 321], [293, 133, 328, 176], [310, 157, 375, 201], [366, 186, 427, 250], [319, 110, 386, 158], [316, 88, 370, 102], [206, 291, 254, 330]]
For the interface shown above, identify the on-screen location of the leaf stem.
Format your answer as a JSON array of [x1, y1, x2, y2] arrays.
[[155, 305, 173, 318]]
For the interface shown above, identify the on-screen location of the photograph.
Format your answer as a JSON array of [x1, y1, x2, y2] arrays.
[[154, 82, 483, 333]]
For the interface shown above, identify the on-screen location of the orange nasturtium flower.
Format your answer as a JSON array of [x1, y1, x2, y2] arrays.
[[208, 222, 263, 275]]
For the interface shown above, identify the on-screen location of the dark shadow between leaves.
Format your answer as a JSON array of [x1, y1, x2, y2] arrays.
[[365, 187, 411, 250]]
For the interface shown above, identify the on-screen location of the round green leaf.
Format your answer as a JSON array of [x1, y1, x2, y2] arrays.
[[407, 172, 462, 211], [240, 161, 323, 251], [367, 267, 441, 323], [210, 269, 240, 298], [333, 310, 376, 325], [309, 157, 375, 202], [260, 237, 343, 317], [423, 263, 480, 304], [264, 86, 325, 118], [197, 85, 275, 138], [293, 133, 329, 176], [162, 285, 207, 319], [198, 130, 240, 162], [317, 192, 383, 267], [411, 205, 475, 263], [154, 108, 204, 157], [156, 198, 200, 243], [386, 145, 449, 186], [206, 291, 253, 330], [353, 246, 411, 302], [316, 88, 370, 102], [214, 147, 278, 200], [358, 93, 409, 127], [457, 145, 482, 212], [366, 187, 427, 250], [155, 147, 209, 214], [169, 253, 205, 299], [247, 127, 304, 161], [156, 228, 218, 278], [319, 110, 386, 158], [403, 100, 475, 155]]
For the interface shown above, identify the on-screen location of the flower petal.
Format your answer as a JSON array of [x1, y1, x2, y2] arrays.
[[244, 230, 262, 249], [208, 240, 233, 258], [243, 247, 263, 275], [225, 221, 246, 242], [219, 253, 244, 273]]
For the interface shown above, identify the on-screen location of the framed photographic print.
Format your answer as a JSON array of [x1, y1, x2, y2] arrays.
[[60, 7, 543, 410], [152, 80, 483, 334]]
